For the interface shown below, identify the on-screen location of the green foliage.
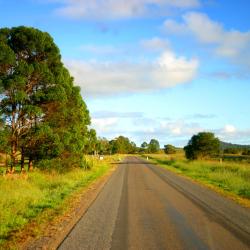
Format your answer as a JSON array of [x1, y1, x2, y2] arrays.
[[84, 129, 98, 154], [146, 155, 250, 200], [140, 141, 148, 153], [242, 149, 250, 156], [109, 136, 137, 154], [148, 139, 160, 153], [0, 128, 10, 153], [97, 137, 111, 155], [0, 161, 111, 246], [220, 141, 250, 151], [224, 148, 239, 154], [184, 132, 220, 160], [0, 26, 91, 170], [164, 144, 177, 154]]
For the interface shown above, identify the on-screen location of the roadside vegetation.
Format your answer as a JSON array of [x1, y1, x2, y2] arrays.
[[143, 152, 250, 205], [0, 155, 121, 248], [0, 26, 130, 248], [142, 132, 250, 205], [1, 25, 250, 247]]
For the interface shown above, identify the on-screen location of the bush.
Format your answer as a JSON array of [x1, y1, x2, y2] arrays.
[[242, 150, 250, 156], [184, 132, 220, 160], [35, 155, 92, 172], [164, 144, 176, 154]]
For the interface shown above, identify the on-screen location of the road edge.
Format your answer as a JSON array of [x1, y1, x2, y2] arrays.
[[22, 166, 117, 250]]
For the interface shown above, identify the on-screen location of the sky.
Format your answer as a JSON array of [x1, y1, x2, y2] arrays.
[[1, 0, 250, 147]]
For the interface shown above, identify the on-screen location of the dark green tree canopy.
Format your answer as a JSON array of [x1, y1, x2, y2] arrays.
[[184, 132, 220, 160], [148, 139, 160, 153], [164, 144, 176, 154], [0, 26, 90, 171]]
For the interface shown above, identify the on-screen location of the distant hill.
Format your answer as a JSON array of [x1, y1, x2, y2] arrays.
[[220, 141, 250, 150]]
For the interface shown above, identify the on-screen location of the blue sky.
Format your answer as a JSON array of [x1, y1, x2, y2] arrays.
[[1, 0, 250, 146]]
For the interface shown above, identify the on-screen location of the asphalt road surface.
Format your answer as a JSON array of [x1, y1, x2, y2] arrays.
[[58, 157, 250, 250]]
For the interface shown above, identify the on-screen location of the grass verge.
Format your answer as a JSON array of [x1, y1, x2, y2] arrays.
[[0, 155, 122, 249], [142, 154, 250, 207]]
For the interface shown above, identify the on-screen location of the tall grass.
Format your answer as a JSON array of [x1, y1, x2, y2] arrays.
[[144, 154, 250, 201], [0, 155, 117, 246]]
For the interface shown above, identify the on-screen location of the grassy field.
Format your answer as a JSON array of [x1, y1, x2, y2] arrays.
[[143, 154, 250, 205], [0, 155, 122, 248]]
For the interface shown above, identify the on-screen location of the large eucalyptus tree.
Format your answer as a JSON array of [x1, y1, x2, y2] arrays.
[[0, 26, 90, 171]]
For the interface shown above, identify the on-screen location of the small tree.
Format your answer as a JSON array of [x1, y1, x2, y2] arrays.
[[109, 136, 136, 154], [164, 144, 176, 154], [148, 139, 160, 153], [184, 132, 220, 160], [140, 141, 148, 153]]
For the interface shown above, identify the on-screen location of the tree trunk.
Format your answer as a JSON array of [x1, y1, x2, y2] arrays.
[[21, 147, 25, 172], [10, 105, 17, 173], [28, 157, 33, 171], [10, 141, 16, 173]]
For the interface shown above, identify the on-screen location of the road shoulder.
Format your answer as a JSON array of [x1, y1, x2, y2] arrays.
[[20, 166, 117, 250]]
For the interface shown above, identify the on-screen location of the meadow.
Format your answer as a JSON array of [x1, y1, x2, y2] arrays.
[[0, 155, 121, 248], [143, 153, 250, 205]]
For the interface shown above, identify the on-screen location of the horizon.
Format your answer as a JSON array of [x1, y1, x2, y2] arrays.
[[1, 0, 250, 147]]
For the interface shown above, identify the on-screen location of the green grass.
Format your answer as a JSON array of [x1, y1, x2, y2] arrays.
[[0, 156, 118, 247], [143, 154, 250, 202]]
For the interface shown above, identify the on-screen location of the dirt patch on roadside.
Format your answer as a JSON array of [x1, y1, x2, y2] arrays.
[[14, 167, 117, 250]]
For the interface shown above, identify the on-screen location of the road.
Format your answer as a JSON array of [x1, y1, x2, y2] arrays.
[[58, 157, 250, 250]]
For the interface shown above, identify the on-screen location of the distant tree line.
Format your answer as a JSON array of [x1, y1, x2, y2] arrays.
[[140, 139, 160, 153], [223, 147, 250, 156], [85, 135, 138, 155], [1, 26, 248, 172]]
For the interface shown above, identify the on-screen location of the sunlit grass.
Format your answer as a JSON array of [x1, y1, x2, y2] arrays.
[[143, 154, 250, 201], [0, 155, 120, 246]]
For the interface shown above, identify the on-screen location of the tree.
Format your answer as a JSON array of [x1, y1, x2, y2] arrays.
[[84, 129, 98, 155], [140, 141, 148, 153], [0, 26, 90, 171], [97, 137, 110, 155], [164, 144, 176, 154], [0, 26, 63, 170], [184, 132, 220, 160], [0, 127, 10, 154], [148, 139, 160, 153], [109, 136, 136, 154]]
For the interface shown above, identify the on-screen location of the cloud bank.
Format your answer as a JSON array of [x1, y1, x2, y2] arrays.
[[64, 48, 199, 96], [164, 12, 250, 68]]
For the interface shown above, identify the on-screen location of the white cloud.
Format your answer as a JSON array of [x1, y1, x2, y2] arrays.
[[141, 37, 170, 51], [91, 117, 118, 132], [163, 12, 250, 68], [216, 125, 250, 144], [160, 120, 202, 137], [48, 0, 200, 19], [164, 19, 187, 34], [64, 48, 199, 96], [223, 124, 236, 134]]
